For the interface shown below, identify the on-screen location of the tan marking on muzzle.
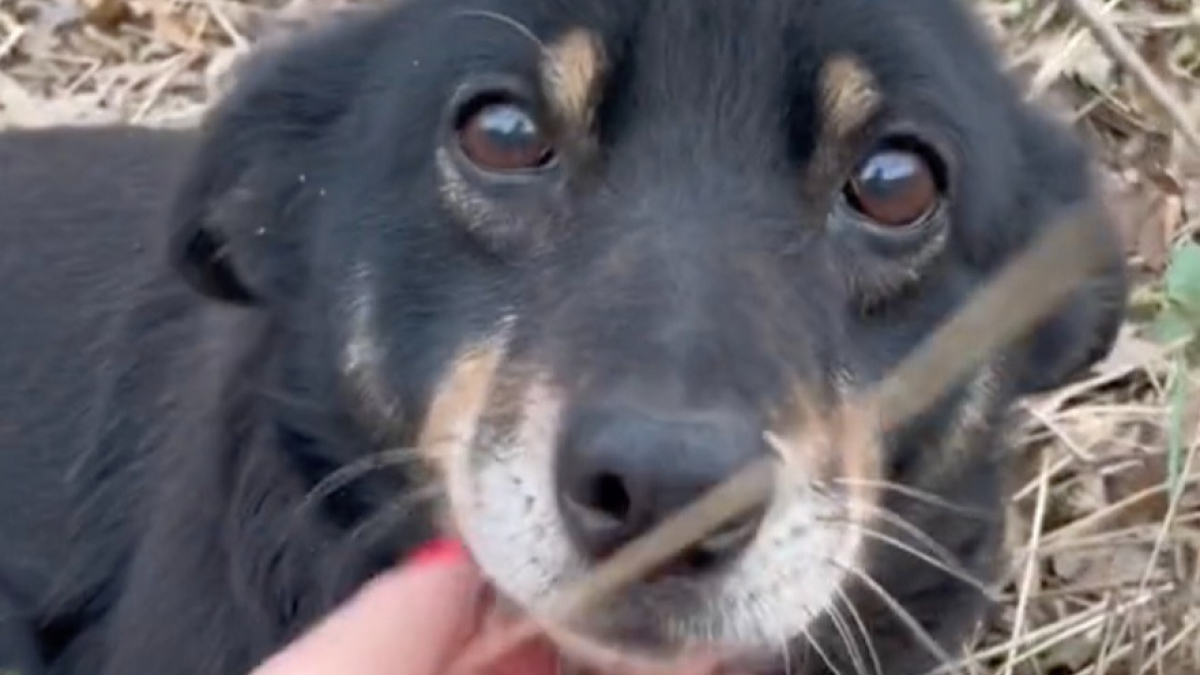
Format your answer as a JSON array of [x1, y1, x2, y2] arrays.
[[417, 342, 506, 473], [818, 55, 881, 141], [475, 361, 555, 449], [768, 388, 883, 530], [542, 29, 605, 130]]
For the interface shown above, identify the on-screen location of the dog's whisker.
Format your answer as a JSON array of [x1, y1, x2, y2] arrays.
[[775, 630, 799, 675], [829, 477, 996, 521], [822, 597, 870, 675], [795, 623, 847, 675], [298, 446, 426, 512], [346, 484, 443, 543], [452, 9, 547, 51], [292, 428, 470, 522], [836, 563, 964, 675], [777, 637, 792, 675], [846, 501, 961, 566], [835, 586, 883, 675], [818, 504, 992, 597], [854, 523, 992, 596]]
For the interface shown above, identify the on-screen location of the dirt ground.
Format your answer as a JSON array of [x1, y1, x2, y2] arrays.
[[1, 0, 1198, 673]]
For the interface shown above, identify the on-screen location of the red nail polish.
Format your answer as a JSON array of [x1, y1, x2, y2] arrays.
[[406, 538, 466, 568]]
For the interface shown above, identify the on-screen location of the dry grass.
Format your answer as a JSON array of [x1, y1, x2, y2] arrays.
[[1, 0, 1198, 674]]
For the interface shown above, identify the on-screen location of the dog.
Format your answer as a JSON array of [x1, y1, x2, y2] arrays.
[[0, 0, 1128, 673]]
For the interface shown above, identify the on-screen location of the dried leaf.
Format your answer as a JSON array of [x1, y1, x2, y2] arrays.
[[81, 0, 132, 31], [1102, 170, 1170, 269], [1151, 243, 1200, 343], [150, 8, 201, 52], [1103, 452, 1172, 525]]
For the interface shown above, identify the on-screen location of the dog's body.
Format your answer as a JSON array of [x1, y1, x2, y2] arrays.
[[2, 125, 424, 673], [0, 0, 1127, 674], [0, 127, 193, 670]]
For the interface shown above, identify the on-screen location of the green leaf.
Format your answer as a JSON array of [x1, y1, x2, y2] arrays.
[[1163, 243, 1200, 315], [1149, 305, 1197, 345]]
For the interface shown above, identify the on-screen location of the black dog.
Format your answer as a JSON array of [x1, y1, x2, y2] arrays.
[[0, 0, 1127, 673]]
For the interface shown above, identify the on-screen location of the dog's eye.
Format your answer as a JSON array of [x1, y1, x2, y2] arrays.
[[458, 100, 554, 172], [845, 145, 939, 227]]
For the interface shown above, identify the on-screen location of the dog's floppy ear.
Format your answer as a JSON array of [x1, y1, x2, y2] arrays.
[[168, 11, 383, 305], [1004, 106, 1129, 394]]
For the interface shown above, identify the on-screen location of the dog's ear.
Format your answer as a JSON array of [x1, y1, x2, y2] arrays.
[[1004, 106, 1129, 394], [167, 12, 382, 305]]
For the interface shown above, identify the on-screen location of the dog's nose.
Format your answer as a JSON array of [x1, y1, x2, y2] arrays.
[[555, 403, 769, 572]]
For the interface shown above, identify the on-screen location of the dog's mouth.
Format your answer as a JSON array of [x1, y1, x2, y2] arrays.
[[466, 583, 737, 675], [416, 339, 881, 667]]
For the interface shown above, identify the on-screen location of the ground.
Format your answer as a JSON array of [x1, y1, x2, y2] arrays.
[[0, 0, 1197, 673]]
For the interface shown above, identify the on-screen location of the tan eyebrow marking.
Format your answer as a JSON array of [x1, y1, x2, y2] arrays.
[[803, 54, 885, 196], [541, 28, 606, 130], [818, 55, 882, 141]]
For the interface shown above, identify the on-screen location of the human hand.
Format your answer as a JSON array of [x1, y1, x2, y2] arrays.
[[249, 540, 557, 675], [251, 539, 730, 675]]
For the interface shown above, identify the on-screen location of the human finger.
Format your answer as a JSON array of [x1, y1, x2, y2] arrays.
[[250, 543, 483, 675]]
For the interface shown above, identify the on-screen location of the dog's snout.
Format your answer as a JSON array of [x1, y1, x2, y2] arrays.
[[555, 403, 769, 573]]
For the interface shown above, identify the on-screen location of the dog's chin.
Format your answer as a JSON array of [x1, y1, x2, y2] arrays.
[[458, 523, 839, 675], [473, 575, 792, 675]]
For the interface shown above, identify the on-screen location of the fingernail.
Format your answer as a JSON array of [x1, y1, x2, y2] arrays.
[[406, 538, 467, 568]]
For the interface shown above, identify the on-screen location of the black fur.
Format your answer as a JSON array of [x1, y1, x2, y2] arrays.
[[0, 0, 1126, 673]]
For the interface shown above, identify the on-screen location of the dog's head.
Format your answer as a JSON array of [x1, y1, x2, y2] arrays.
[[167, 0, 1127, 669]]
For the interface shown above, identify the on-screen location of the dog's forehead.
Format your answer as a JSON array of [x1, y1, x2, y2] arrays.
[[443, 0, 910, 96], [434, 0, 964, 151]]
